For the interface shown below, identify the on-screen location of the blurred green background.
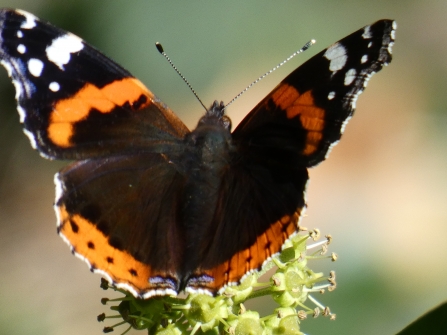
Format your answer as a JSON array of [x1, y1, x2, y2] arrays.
[[0, 1, 446, 334]]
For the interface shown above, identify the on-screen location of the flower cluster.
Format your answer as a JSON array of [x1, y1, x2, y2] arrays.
[[98, 229, 336, 334]]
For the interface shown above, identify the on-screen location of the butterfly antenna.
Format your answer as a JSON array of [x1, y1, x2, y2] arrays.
[[156, 42, 207, 111], [224, 39, 316, 110]]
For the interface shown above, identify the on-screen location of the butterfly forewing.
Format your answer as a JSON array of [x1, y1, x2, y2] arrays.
[[0, 9, 189, 160], [233, 19, 395, 168]]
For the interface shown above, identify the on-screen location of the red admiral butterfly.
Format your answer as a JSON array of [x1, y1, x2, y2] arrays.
[[0, 9, 395, 298]]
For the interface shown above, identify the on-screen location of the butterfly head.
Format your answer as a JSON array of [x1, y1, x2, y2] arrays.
[[196, 100, 232, 132], [183, 101, 233, 163]]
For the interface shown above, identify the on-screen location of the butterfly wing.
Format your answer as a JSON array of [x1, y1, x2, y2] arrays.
[[0, 9, 189, 160], [55, 153, 186, 298], [187, 20, 396, 293], [0, 9, 191, 298], [233, 19, 395, 167]]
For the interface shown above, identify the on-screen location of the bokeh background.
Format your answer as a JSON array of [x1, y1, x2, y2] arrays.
[[0, 1, 446, 334]]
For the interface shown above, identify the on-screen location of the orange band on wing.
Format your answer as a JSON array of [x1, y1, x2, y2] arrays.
[[48, 78, 152, 147], [192, 210, 302, 292], [272, 84, 326, 155], [57, 205, 155, 293]]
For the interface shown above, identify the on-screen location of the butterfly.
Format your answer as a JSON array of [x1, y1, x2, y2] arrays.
[[0, 9, 395, 298]]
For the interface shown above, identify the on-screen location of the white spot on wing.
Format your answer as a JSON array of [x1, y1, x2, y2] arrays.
[[16, 10, 37, 29], [344, 68, 357, 86], [17, 106, 26, 123], [17, 44, 26, 54], [362, 25, 372, 39], [302, 179, 309, 207], [324, 43, 347, 73], [23, 128, 37, 149], [368, 41, 373, 48], [28, 58, 44, 77], [340, 115, 352, 134], [185, 287, 214, 296], [363, 71, 374, 87], [350, 93, 358, 109], [388, 41, 395, 54], [328, 91, 335, 100], [46, 33, 84, 70], [361, 55, 368, 64], [17, 30, 23, 38], [342, 70, 375, 111], [325, 139, 340, 159], [49, 81, 60, 92], [54, 173, 64, 206]]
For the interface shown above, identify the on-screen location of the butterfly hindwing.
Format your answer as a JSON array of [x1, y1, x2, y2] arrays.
[[56, 153, 187, 298], [186, 164, 308, 293]]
